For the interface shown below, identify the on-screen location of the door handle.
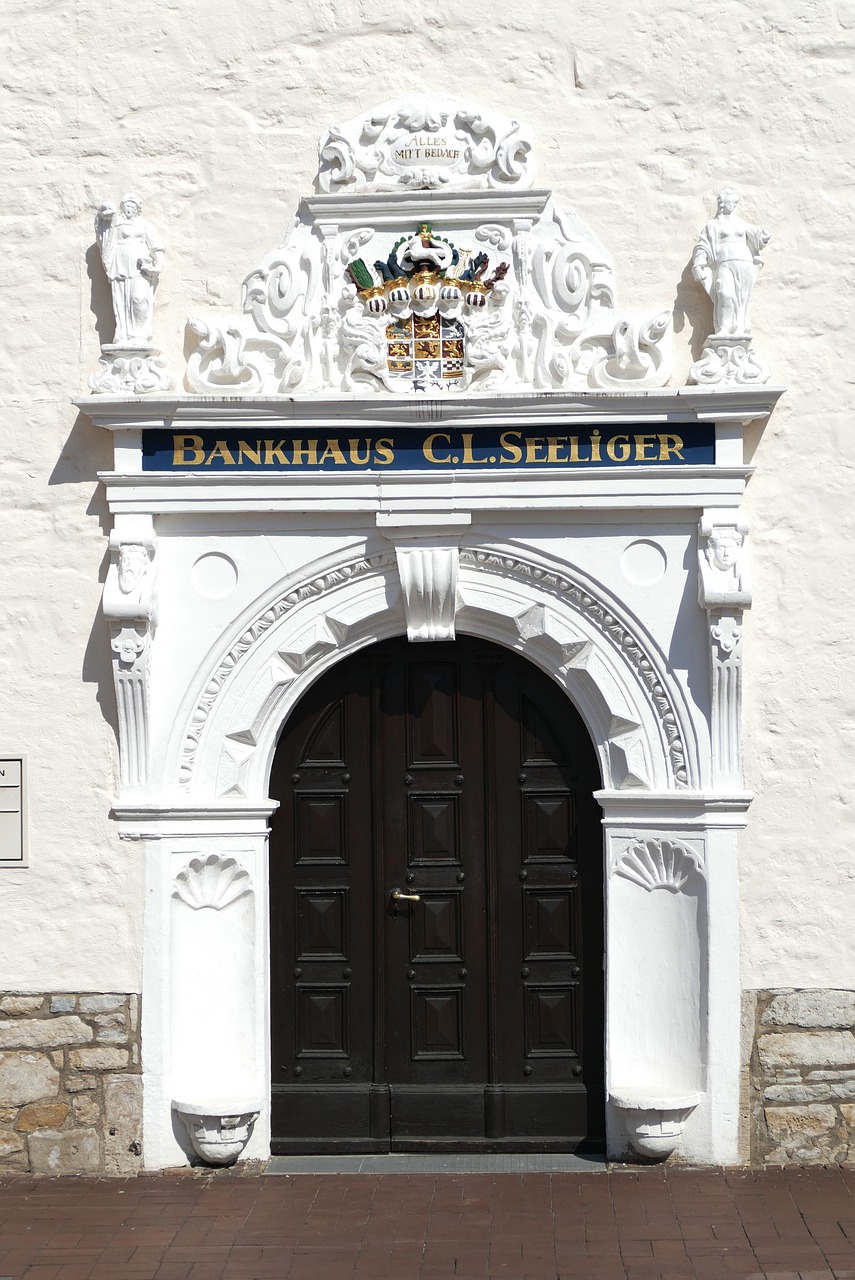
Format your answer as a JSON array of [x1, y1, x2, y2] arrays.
[[391, 888, 421, 903]]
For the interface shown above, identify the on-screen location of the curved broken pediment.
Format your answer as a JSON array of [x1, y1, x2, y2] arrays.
[[184, 97, 672, 399]]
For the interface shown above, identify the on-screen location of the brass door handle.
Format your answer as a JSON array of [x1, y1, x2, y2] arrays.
[[391, 888, 421, 902]]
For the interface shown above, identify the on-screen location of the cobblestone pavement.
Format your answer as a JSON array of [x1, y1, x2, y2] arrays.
[[2, 1165, 855, 1279]]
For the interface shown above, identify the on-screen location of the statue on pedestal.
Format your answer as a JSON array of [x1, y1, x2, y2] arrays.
[[89, 192, 173, 395], [95, 194, 164, 347], [689, 188, 771, 386]]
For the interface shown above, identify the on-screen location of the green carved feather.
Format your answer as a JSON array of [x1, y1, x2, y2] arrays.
[[347, 259, 375, 291]]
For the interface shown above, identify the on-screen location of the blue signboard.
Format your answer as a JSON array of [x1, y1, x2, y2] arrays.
[[141, 425, 715, 472]]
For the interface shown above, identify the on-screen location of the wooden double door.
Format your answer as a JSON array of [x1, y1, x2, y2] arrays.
[[269, 637, 604, 1152]]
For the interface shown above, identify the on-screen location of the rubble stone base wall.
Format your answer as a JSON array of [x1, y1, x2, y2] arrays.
[[749, 988, 855, 1164], [0, 993, 142, 1174]]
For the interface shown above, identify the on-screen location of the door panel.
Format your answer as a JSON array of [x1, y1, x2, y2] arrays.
[[270, 636, 603, 1153]]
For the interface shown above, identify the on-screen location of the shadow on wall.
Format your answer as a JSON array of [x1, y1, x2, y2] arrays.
[[669, 536, 709, 718], [672, 260, 710, 365], [85, 241, 115, 349], [48, 410, 120, 754]]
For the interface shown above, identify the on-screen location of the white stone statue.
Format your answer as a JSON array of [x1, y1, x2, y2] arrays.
[[691, 188, 769, 338], [95, 194, 164, 348]]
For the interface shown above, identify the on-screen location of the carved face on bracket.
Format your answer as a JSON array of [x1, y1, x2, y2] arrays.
[[118, 543, 150, 593], [707, 528, 743, 572]]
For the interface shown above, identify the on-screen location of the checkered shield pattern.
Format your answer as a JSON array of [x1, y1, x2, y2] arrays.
[[386, 314, 464, 389]]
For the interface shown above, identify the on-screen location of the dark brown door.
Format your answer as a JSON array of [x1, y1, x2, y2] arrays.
[[269, 637, 604, 1153]]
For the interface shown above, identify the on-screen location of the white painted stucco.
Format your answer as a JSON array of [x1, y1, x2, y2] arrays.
[[2, 0, 853, 1017]]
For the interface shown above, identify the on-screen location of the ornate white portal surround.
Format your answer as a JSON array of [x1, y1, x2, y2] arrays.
[[79, 99, 783, 1167]]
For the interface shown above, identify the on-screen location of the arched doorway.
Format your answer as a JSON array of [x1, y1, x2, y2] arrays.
[[268, 635, 604, 1152]]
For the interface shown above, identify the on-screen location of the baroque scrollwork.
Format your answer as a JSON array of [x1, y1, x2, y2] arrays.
[[185, 227, 322, 395], [531, 205, 671, 391], [183, 100, 674, 397], [318, 97, 534, 193]]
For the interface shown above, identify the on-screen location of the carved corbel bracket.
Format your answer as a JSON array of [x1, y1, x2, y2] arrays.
[[377, 513, 471, 642], [698, 511, 750, 787], [103, 519, 157, 789]]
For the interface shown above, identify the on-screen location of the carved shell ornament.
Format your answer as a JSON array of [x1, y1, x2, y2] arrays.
[[613, 838, 704, 892], [172, 854, 253, 911]]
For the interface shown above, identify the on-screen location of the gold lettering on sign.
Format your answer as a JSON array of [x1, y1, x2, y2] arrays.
[[373, 438, 395, 466], [348, 439, 371, 465], [264, 440, 289, 465], [237, 440, 262, 465], [590, 429, 602, 462], [173, 434, 205, 465], [291, 440, 319, 466], [633, 434, 658, 462], [606, 435, 631, 462], [423, 433, 452, 464], [499, 431, 523, 463], [461, 433, 489, 464], [319, 439, 347, 465], [205, 440, 236, 465], [658, 433, 685, 461]]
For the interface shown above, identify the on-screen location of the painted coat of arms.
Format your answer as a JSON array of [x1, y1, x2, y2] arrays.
[[342, 224, 510, 394]]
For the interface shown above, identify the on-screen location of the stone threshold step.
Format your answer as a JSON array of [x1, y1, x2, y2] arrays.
[[266, 1153, 608, 1174]]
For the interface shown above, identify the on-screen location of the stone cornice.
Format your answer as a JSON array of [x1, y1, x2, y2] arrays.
[[76, 386, 785, 432]]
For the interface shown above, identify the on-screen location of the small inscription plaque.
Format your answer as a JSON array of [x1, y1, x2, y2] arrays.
[[0, 756, 26, 868], [142, 424, 715, 472]]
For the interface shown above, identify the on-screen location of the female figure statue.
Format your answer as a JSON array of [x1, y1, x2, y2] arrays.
[[95, 194, 164, 347], [692, 189, 769, 337]]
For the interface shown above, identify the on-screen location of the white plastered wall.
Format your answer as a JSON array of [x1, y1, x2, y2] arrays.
[[0, 1, 852, 1063]]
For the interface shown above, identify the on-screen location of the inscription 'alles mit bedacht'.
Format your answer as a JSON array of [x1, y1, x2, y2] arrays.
[[393, 134, 460, 164]]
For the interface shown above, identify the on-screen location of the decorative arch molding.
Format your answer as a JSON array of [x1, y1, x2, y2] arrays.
[[163, 542, 702, 803], [458, 549, 696, 788]]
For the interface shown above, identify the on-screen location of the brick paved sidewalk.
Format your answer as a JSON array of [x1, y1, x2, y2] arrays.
[[1, 1165, 855, 1280]]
